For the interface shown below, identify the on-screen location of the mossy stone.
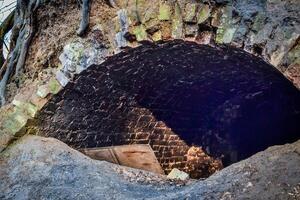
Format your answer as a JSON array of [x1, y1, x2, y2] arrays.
[[184, 3, 197, 23], [49, 79, 62, 95], [158, 3, 171, 21], [216, 27, 237, 44], [152, 30, 162, 41], [133, 25, 148, 41], [36, 85, 49, 98], [172, 3, 183, 39], [3, 110, 29, 134], [36, 78, 61, 98], [197, 4, 211, 24], [12, 100, 38, 118]]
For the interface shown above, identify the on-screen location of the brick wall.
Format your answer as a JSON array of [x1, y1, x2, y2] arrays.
[[35, 40, 300, 178], [121, 107, 222, 176]]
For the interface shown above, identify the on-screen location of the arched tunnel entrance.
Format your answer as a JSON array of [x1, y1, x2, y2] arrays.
[[35, 40, 300, 179]]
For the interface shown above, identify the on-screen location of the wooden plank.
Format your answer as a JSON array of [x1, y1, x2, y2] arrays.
[[80, 144, 164, 175], [80, 148, 118, 164]]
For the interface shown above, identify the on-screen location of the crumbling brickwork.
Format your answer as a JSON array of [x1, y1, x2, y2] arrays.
[[121, 107, 222, 176], [35, 40, 300, 178]]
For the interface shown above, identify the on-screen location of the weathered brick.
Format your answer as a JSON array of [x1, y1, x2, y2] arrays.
[[135, 132, 149, 140], [36, 40, 300, 179]]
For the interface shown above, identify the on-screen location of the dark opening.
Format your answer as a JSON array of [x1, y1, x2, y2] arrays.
[[36, 40, 300, 178], [253, 44, 264, 55]]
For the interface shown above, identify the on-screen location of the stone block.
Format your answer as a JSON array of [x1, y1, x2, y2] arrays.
[[2, 110, 29, 134], [197, 4, 211, 24], [12, 100, 38, 118], [216, 26, 237, 44], [171, 3, 184, 39], [185, 24, 198, 37], [133, 25, 148, 41], [167, 168, 189, 180], [152, 30, 162, 41], [184, 3, 197, 23], [158, 3, 171, 21], [37, 78, 61, 98]]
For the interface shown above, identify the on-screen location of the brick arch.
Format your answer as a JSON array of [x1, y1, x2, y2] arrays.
[[35, 40, 300, 178]]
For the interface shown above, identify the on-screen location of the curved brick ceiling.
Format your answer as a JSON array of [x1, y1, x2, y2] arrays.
[[36, 40, 300, 175]]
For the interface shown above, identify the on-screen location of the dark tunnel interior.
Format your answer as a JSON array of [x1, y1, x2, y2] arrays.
[[36, 40, 300, 175]]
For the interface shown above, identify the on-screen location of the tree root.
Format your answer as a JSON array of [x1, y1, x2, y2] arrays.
[[0, 0, 39, 106], [77, 0, 117, 36], [108, 0, 118, 8], [0, 11, 15, 68], [77, 0, 90, 36], [0, 0, 118, 106]]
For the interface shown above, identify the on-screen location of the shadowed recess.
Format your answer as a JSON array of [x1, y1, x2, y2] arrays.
[[36, 40, 300, 176]]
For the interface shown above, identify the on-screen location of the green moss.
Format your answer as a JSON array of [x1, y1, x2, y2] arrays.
[[3, 111, 28, 134], [68, 43, 84, 64], [197, 4, 211, 24], [215, 5, 236, 44], [172, 3, 183, 39], [216, 27, 237, 44], [158, 3, 171, 21], [37, 78, 62, 98], [216, 27, 225, 43], [24, 104, 38, 118], [184, 3, 197, 22], [133, 25, 148, 41], [49, 79, 62, 95], [12, 100, 38, 118]]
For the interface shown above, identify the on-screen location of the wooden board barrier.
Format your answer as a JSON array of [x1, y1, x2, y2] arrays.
[[80, 144, 165, 175]]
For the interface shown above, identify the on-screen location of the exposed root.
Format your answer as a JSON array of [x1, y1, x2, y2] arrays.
[[0, 0, 39, 106], [14, 16, 35, 78], [77, 0, 90, 36], [0, 0, 117, 106], [108, 0, 118, 8], [0, 11, 15, 68], [77, 0, 117, 36]]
